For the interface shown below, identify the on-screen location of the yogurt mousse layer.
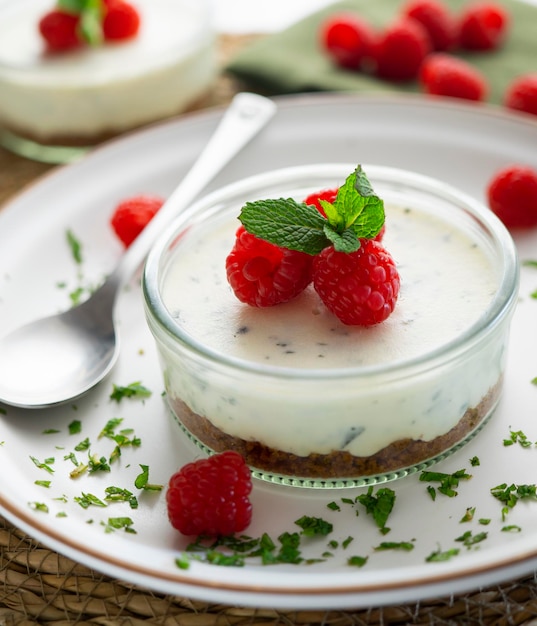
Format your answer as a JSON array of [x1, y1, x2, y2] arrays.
[[0, 0, 215, 146], [144, 165, 519, 486]]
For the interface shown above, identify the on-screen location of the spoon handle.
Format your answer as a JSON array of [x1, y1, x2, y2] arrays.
[[110, 93, 277, 289]]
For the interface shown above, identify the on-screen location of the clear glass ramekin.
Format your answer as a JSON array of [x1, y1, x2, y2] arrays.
[[143, 164, 519, 489], [0, 0, 216, 163]]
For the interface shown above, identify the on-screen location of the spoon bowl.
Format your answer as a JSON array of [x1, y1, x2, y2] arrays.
[[0, 93, 276, 409]]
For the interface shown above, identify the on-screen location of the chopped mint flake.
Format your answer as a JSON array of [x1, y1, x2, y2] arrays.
[[110, 381, 152, 403], [426, 547, 460, 562], [294, 515, 333, 537], [355, 486, 395, 534]]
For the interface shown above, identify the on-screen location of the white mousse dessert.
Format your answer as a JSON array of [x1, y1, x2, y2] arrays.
[[0, 0, 215, 147], [143, 165, 519, 487]]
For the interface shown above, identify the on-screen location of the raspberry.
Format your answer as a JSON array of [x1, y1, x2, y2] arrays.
[[320, 13, 376, 70], [167, 451, 252, 536], [374, 18, 431, 82], [110, 194, 164, 247], [487, 165, 537, 229], [313, 239, 400, 326], [39, 10, 81, 52], [226, 226, 313, 307], [458, 2, 509, 51], [419, 53, 488, 101], [103, 0, 141, 41], [504, 74, 537, 117], [401, 0, 457, 51]]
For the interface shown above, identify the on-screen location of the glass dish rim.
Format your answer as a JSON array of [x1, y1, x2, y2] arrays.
[[142, 162, 520, 382]]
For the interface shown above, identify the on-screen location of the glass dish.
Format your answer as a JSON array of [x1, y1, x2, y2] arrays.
[[0, 0, 216, 163], [143, 163, 519, 488]]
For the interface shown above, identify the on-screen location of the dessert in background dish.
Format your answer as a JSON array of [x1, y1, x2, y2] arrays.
[[0, 0, 215, 161], [143, 164, 519, 488]]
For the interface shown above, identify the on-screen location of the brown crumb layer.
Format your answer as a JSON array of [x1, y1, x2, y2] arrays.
[[170, 381, 501, 479]]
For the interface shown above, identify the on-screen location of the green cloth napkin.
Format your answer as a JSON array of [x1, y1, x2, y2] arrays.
[[226, 0, 536, 105]]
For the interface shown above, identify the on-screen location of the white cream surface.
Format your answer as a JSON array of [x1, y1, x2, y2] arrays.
[[0, 0, 215, 141], [156, 202, 509, 459], [162, 204, 498, 368]]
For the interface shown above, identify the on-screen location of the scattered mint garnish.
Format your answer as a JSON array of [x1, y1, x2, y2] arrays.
[[110, 381, 152, 403], [239, 165, 384, 255]]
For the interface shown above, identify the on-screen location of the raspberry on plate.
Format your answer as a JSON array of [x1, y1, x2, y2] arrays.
[[374, 18, 431, 82], [39, 10, 81, 52], [319, 13, 376, 71], [419, 53, 488, 101], [110, 194, 164, 247], [458, 1, 509, 51], [226, 226, 313, 307], [103, 0, 141, 41], [487, 164, 537, 229], [402, 0, 457, 51], [313, 239, 400, 326], [504, 74, 537, 118], [167, 451, 253, 536]]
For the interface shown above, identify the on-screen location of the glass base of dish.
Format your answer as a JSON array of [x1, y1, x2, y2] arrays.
[[0, 128, 89, 164], [167, 400, 495, 489]]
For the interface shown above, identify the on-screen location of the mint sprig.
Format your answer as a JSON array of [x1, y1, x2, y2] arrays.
[[58, 0, 105, 45], [239, 165, 385, 255]]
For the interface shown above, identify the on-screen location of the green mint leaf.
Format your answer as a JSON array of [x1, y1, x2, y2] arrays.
[[323, 225, 361, 254], [239, 198, 330, 255], [58, 0, 87, 13], [79, 6, 103, 45], [238, 165, 385, 256], [332, 165, 385, 239]]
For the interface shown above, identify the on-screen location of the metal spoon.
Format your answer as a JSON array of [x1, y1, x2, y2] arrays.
[[0, 93, 277, 409]]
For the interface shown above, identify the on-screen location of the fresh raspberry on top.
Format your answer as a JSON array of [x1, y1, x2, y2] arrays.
[[167, 451, 253, 536], [458, 2, 509, 51], [226, 226, 313, 307], [504, 74, 537, 117], [313, 239, 400, 326], [39, 10, 81, 52], [110, 194, 164, 247], [320, 13, 376, 71], [419, 53, 488, 101], [487, 165, 537, 229], [401, 0, 457, 51], [374, 18, 431, 82], [103, 0, 141, 41]]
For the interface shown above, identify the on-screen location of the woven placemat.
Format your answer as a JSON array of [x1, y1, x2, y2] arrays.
[[2, 33, 537, 626]]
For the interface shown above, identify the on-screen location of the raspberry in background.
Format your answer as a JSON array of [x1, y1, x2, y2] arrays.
[[504, 74, 537, 117], [320, 13, 376, 70], [402, 0, 458, 51], [487, 165, 537, 230], [374, 18, 431, 81], [420, 53, 488, 101], [458, 1, 509, 51], [110, 194, 164, 247], [103, 0, 141, 41], [39, 10, 81, 52], [226, 226, 313, 307], [313, 239, 400, 326], [167, 451, 253, 536]]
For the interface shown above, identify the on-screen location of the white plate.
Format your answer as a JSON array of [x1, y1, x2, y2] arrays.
[[1, 93, 537, 610]]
